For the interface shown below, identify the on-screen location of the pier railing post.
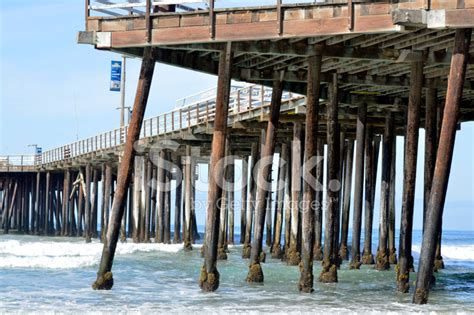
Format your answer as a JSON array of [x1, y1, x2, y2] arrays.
[[93, 46, 156, 290], [414, 28, 471, 305]]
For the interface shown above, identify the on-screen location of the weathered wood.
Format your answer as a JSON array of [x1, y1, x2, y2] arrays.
[[84, 163, 92, 243], [228, 155, 235, 245], [299, 54, 321, 293], [243, 142, 258, 259], [240, 156, 248, 245], [350, 101, 367, 270], [218, 139, 230, 260], [62, 171, 69, 236], [376, 114, 394, 270], [174, 156, 183, 243], [156, 151, 165, 243], [313, 138, 324, 261], [397, 61, 423, 293], [163, 151, 172, 244], [362, 127, 375, 265], [414, 28, 472, 305], [388, 134, 397, 264], [423, 83, 438, 231], [265, 165, 272, 248], [133, 156, 143, 243], [200, 43, 232, 292], [246, 76, 283, 283], [319, 73, 339, 283], [91, 168, 99, 238], [287, 122, 302, 266], [77, 171, 84, 237], [44, 172, 51, 235], [339, 139, 354, 261], [144, 157, 153, 242], [102, 164, 113, 242], [184, 145, 193, 250], [271, 143, 288, 259], [93, 46, 156, 290]]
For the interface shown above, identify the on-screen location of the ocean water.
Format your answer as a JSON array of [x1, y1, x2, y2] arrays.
[[0, 231, 473, 314]]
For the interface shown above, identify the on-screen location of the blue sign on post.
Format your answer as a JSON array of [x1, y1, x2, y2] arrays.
[[110, 60, 122, 92], [36, 147, 42, 154]]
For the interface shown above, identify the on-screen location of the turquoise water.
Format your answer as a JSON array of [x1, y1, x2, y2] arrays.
[[0, 231, 473, 313]]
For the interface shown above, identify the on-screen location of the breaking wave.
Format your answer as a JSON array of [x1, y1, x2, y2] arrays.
[[0, 239, 186, 269], [412, 244, 474, 261]]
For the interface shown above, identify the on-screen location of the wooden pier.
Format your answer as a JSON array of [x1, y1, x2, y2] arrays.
[[1, 0, 474, 305]]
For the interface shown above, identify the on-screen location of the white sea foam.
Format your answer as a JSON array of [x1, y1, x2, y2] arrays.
[[412, 244, 474, 261], [0, 239, 186, 269]]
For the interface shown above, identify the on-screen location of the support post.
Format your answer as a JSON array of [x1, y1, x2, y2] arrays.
[[240, 156, 248, 245], [319, 73, 339, 283], [163, 151, 172, 244], [156, 150, 166, 243], [200, 43, 233, 292], [339, 139, 354, 260], [184, 146, 193, 250], [85, 163, 92, 243], [313, 138, 324, 261], [350, 101, 367, 270], [388, 135, 397, 264], [242, 142, 258, 259], [287, 122, 302, 266], [174, 156, 183, 243], [376, 114, 394, 270], [246, 75, 284, 283], [362, 127, 375, 265], [397, 61, 423, 293], [414, 28, 471, 304], [271, 143, 288, 259], [144, 157, 152, 242], [93, 47, 156, 290], [299, 54, 321, 292]]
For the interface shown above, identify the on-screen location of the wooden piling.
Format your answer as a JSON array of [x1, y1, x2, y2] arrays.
[[200, 43, 232, 292], [174, 155, 183, 243], [287, 122, 302, 266], [156, 150, 166, 243], [91, 168, 99, 238], [228, 155, 235, 245], [350, 101, 367, 270], [313, 138, 324, 261], [414, 28, 471, 304], [144, 157, 153, 242], [84, 164, 92, 242], [339, 139, 354, 260], [362, 127, 375, 265], [102, 164, 112, 242], [319, 73, 339, 283], [376, 114, 394, 270], [271, 143, 288, 259], [133, 157, 143, 243], [163, 151, 172, 244], [93, 46, 156, 290], [240, 156, 248, 245], [397, 61, 423, 293], [184, 145, 193, 250], [299, 54, 321, 292], [388, 136, 397, 264], [246, 75, 283, 283], [242, 142, 258, 259]]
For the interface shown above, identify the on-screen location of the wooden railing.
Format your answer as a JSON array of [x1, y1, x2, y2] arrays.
[[36, 84, 302, 166], [0, 155, 37, 172]]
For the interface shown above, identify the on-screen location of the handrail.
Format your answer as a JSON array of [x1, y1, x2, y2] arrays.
[[0, 155, 37, 171], [4, 84, 303, 168]]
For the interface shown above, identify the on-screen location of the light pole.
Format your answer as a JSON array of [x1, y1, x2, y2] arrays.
[[120, 55, 127, 128]]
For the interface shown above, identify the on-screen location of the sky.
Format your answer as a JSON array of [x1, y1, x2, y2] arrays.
[[0, 1, 473, 232]]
